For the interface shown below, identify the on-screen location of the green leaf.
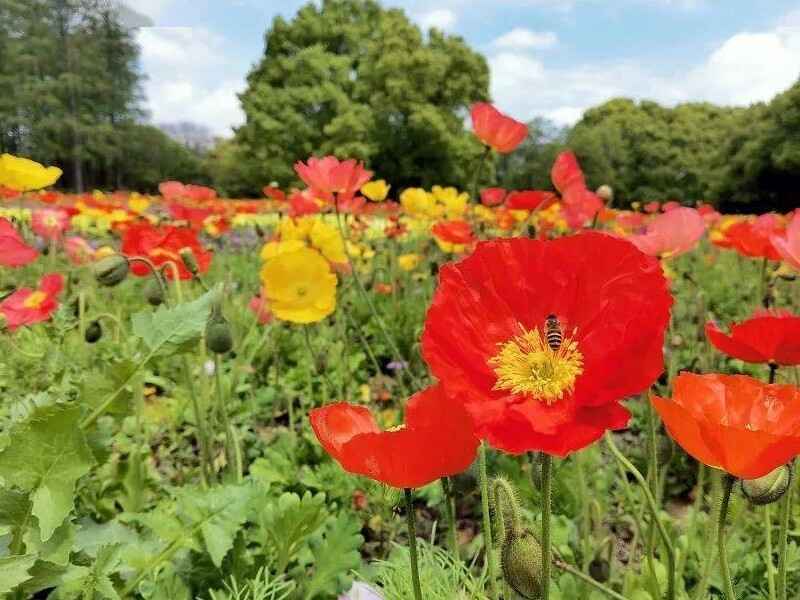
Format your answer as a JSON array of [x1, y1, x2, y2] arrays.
[[303, 515, 363, 599], [131, 286, 219, 358], [0, 554, 36, 594], [0, 488, 32, 551], [23, 518, 75, 566], [0, 405, 94, 541], [57, 544, 122, 600], [74, 519, 140, 559]]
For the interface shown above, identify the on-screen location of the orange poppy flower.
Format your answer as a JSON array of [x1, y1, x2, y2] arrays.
[[706, 310, 800, 366], [431, 220, 476, 245], [505, 190, 557, 211], [551, 152, 603, 229], [422, 233, 672, 456], [715, 214, 784, 260], [309, 384, 479, 488], [0, 273, 64, 331], [294, 156, 373, 203], [121, 222, 212, 280], [471, 103, 528, 154], [652, 373, 800, 479]]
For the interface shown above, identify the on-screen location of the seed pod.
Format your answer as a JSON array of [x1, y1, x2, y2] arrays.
[[92, 254, 129, 287], [85, 320, 102, 344], [742, 464, 792, 506], [206, 308, 233, 355], [501, 529, 544, 600], [144, 276, 165, 306], [589, 557, 610, 583]]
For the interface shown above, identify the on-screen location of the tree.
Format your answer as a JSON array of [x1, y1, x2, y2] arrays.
[[233, 0, 489, 195]]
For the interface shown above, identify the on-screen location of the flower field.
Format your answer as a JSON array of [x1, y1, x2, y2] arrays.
[[2, 104, 800, 600]]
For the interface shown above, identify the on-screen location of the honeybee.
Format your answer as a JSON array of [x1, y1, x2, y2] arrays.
[[544, 314, 563, 351]]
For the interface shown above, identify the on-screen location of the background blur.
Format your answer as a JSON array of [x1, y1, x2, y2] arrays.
[[1, 0, 798, 211]]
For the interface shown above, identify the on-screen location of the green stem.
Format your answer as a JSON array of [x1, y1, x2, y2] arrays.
[[554, 556, 628, 600], [404, 488, 423, 600], [441, 477, 460, 559], [575, 449, 591, 570], [479, 442, 500, 600], [605, 432, 675, 600], [214, 354, 240, 483], [777, 477, 792, 600], [80, 350, 154, 429], [692, 469, 722, 600], [766, 504, 777, 600], [718, 475, 736, 600], [181, 355, 211, 488], [542, 453, 552, 600]]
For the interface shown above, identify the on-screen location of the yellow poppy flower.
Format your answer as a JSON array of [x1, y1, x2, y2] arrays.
[[432, 185, 469, 219], [260, 239, 306, 262], [260, 247, 337, 323], [278, 216, 315, 242], [400, 188, 439, 219], [397, 253, 422, 271], [310, 220, 347, 264], [361, 180, 390, 202], [129, 193, 150, 214], [0, 154, 62, 192]]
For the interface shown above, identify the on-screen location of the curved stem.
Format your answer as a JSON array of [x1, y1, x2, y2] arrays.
[[541, 454, 552, 600], [718, 475, 736, 600], [128, 257, 168, 302], [553, 555, 628, 600], [605, 432, 675, 600], [404, 488, 423, 600], [478, 442, 500, 600]]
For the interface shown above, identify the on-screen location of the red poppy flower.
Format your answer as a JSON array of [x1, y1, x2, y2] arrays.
[[159, 180, 185, 200], [263, 186, 286, 202], [717, 214, 783, 260], [706, 310, 800, 366], [551, 152, 603, 228], [505, 190, 557, 211], [652, 373, 800, 479], [431, 220, 476, 245], [471, 103, 528, 154], [0, 273, 64, 332], [287, 190, 322, 218], [628, 207, 706, 259], [32, 208, 70, 241], [249, 294, 273, 325], [310, 384, 479, 488], [121, 222, 212, 280], [294, 156, 373, 203], [480, 187, 507, 207], [421, 232, 672, 456], [184, 184, 217, 203], [771, 211, 800, 272], [0, 218, 39, 267]]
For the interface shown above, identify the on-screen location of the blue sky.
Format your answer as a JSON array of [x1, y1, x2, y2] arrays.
[[125, 0, 800, 136]]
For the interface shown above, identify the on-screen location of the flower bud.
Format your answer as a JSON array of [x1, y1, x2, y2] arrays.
[[206, 310, 233, 355], [596, 185, 614, 204], [501, 529, 544, 600], [144, 276, 165, 306], [741, 464, 792, 506], [92, 254, 129, 287], [179, 247, 199, 276], [589, 558, 610, 583], [84, 320, 102, 344]]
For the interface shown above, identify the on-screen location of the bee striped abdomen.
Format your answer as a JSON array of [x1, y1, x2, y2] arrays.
[[545, 314, 563, 351]]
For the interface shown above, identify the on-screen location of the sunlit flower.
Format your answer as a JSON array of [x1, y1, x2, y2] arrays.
[[652, 373, 800, 479], [471, 103, 528, 154], [0, 273, 64, 331], [422, 233, 672, 456], [310, 384, 478, 488], [260, 246, 336, 323], [0, 154, 62, 192]]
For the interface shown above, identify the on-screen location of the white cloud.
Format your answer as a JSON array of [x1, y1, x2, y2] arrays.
[[488, 9, 800, 126], [136, 27, 246, 136], [123, 0, 174, 19], [417, 8, 458, 31], [492, 28, 558, 50]]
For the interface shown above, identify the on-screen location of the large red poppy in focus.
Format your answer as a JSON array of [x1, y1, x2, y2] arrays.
[[421, 232, 673, 457], [310, 384, 479, 489], [652, 373, 800, 479], [121, 222, 212, 280], [706, 310, 800, 366]]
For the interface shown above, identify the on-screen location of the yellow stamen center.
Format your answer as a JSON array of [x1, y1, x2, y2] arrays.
[[23, 291, 47, 309], [489, 324, 584, 404]]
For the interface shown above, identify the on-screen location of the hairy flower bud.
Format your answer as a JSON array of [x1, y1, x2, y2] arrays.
[[206, 306, 233, 354], [144, 276, 165, 306], [84, 320, 102, 344], [92, 254, 129, 287], [741, 464, 792, 506], [501, 529, 544, 599]]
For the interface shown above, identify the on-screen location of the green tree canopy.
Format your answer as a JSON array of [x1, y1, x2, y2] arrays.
[[230, 0, 490, 196]]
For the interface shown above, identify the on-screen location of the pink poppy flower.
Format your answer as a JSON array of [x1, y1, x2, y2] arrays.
[[628, 207, 706, 259]]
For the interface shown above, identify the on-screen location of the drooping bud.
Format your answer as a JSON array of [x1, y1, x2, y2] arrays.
[[741, 464, 792, 506], [84, 320, 102, 344], [144, 276, 165, 306], [92, 254, 129, 287], [179, 247, 199, 277], [501, 529, 544, 600], [205, 303, 233, 354]]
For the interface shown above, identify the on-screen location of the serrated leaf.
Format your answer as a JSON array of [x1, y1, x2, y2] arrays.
[[0, 488, 32, 552], [80, 359, 138, 417], [74, 519, 140, 559], [304, 515, 363, 599], [0, 405, 94, 541], [0, 554, 36, 593], [22, 518, 74, 566], [131, 286, 219, 358], [57, 544, 122, 600]]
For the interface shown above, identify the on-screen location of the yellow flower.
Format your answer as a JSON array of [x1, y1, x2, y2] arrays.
[[434, 238, 467, 254], [260, 239, 306, 262], [400, 188, 439, 219], [278, 216, 315, 242], [129, 193, 150, 214], [260, 247, 337, 324], [361, 180, 390, 202], [310, 220, 347, 264], [472, 204, 497, 224], [397, 253, 422, 271], [0, 154, 62, 192], [432, 185, 469, 219]]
